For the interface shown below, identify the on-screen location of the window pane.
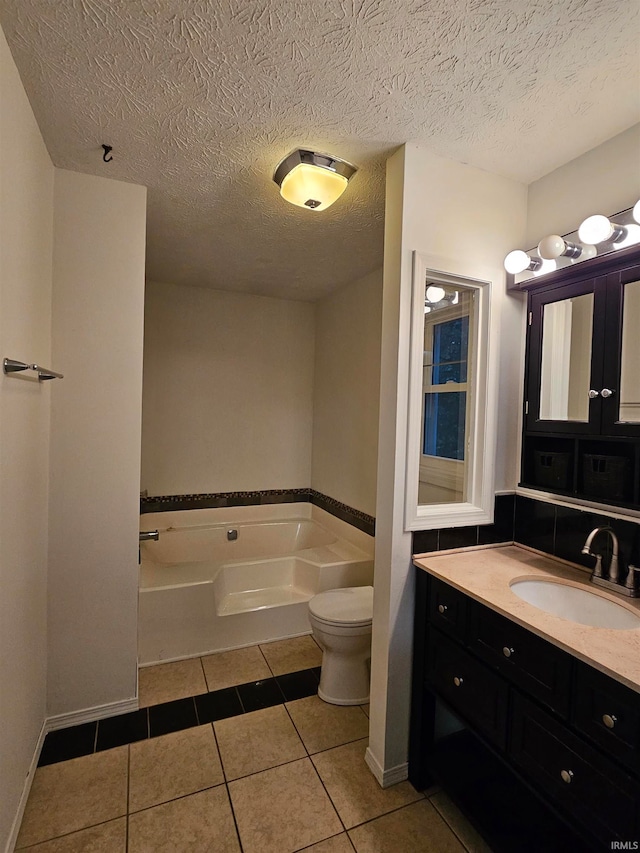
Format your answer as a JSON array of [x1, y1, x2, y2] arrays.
[[433, 317, 468, 385], [423, 391, 466, 459]]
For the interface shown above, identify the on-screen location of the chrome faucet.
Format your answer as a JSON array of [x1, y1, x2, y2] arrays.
[[139, 530, 159, 542], [581, 526, 639, 597], [581, 526, 619, 582]]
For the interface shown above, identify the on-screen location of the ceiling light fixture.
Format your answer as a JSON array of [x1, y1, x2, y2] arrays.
[[273, 149, 357, 211], [578, 214, 627, 245]]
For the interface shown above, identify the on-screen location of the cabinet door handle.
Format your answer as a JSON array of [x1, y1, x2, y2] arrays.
[[602, 713, 617, 729], [588, 389, 600, 399], [600, 388, 615, 398], [560, 769, 574, 784], [438, 604, 448, 614], [502, 646, 515, 658], [453, 676, 463, 687]]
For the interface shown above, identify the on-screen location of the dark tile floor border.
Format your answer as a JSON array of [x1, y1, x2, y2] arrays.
[[38, 668, 321, 767], [140, 489, 375, 536]]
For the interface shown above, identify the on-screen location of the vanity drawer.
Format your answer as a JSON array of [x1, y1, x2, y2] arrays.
[[468, 601, 572, 717], [572, 661, 640, 776], [428, 577, 468, 642], [426, 627, 508, 750], [511, 692, 640, 845]]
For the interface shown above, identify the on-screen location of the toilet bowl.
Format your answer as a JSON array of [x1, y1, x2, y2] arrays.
[[308, 586, 373, 705]]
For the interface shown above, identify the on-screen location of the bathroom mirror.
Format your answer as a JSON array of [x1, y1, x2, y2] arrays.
[[405, 253, 497, 530], [539, 293, 594, 422], [619, 278, 640, 423]]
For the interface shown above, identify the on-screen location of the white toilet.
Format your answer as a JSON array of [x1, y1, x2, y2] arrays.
[[308, 586, 373, 705]]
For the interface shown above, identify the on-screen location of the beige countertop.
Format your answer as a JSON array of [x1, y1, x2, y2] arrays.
[[413, 544, 640, 694]]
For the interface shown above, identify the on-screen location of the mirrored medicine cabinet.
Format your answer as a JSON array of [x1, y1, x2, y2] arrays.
[[521, 245, 640, 508], [405, 253, 498, 531]]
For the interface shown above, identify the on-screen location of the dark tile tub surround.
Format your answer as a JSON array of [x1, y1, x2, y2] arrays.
[[38, 667, 320, 767], [140, 488, 375, 536], [412, 492, 640, 576]]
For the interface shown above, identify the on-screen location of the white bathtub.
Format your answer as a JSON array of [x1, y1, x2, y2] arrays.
[[138, 503, 374, 664]]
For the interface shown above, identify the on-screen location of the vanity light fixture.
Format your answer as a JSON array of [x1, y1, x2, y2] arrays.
[[273, 149, 357, 211], [578, 214, 628, 245], [504, 250, 542, 275], [633, 200, 640, 224]]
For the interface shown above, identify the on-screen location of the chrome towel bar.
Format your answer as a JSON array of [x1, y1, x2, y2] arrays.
[[3, 358, 64, 381]]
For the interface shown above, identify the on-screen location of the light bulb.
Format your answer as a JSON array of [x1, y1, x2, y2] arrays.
[[425, 285, 446, 303], [537, 235, 582, 260], [504, 250, 541, 274], [633, 200, 640, 224], [578, 214, 627, 245], [613, 223, 640, 249]]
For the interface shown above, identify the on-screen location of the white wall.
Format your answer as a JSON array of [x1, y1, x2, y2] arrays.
[[311, 269, 382, 517], [369, 144, 527, 781], [526, 123, 640, 246], [47, 170, 146, 717], [141, 281, 315, 495], [0, 25, 54, 850]]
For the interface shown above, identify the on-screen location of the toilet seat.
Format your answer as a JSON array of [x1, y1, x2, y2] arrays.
[[309, 586, 373, 627]]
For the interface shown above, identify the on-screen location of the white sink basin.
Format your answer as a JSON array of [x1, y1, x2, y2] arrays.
[[510, 578, 640, 630]]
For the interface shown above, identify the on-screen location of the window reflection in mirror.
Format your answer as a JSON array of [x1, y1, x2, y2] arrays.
[[539, 293, 593, 422], [419, 282, 475, 505], [619, 279, 640, 423]]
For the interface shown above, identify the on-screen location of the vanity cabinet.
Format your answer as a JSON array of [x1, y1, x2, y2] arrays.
[[520, 247, 640, 507], [410, 572, 640, 851]]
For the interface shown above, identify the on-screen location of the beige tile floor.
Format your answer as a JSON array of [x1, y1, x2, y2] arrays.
[[138, 635, 323, 707], [17, 637, 492, 852]]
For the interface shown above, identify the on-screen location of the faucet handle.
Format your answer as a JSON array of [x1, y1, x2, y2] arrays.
[[625, 565, 640, 592], [592, 553, 603, 578]]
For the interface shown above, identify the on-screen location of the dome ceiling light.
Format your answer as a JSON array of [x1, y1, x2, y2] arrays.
[[273, 149, 357, 211]]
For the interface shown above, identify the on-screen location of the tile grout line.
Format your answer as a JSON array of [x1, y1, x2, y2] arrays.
[[198, 655, 210, 692], [16, 817, 126, 850], [257, 642, 275, 677], [211, 723, 245, 853]]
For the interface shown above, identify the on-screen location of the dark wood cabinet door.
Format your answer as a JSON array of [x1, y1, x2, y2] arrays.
[[600, 261, 640, 438], [468, 600, 572, 717], [572, 661, 640, 775], [526, 277, 605, 436], [427, 577, 468, 643], [511, 692, 640, 845], [426, 627, 509, 751]]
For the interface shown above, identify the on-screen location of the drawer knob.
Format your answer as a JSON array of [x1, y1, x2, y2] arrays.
[[438, 604, 448, 614], [560, 769, 574, 784], [602, 714, 617, 729], [502, 646, 515, 658], [453, 676, 463, 687]]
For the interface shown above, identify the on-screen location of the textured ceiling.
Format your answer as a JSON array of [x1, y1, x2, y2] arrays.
[[1, 1, 639, 301]]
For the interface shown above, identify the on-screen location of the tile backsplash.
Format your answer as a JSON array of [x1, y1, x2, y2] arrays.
[[413, 493, 640, 573]]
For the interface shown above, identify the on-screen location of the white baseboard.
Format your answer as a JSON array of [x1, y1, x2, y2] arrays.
[[4, 721, 47, 853], [365, 747, 409, 788], [46, 697, 139, 732]]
